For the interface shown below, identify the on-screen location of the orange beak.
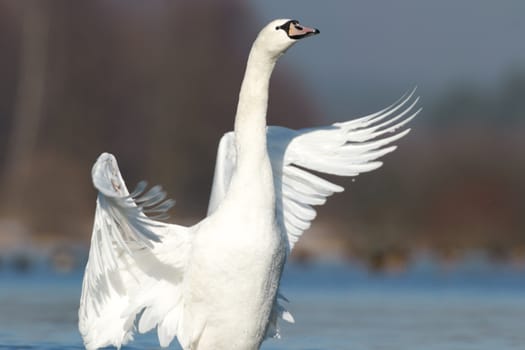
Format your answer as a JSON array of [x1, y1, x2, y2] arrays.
[[288, 23, 320, 39]]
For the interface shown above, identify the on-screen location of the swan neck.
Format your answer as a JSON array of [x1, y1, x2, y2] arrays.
[[234, 45, 277, 167]]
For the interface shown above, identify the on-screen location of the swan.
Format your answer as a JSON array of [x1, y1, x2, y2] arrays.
[[79, 19, 421, 350]]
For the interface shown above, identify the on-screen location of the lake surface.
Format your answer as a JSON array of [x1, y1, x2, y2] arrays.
[[0, 260, 524, 350]]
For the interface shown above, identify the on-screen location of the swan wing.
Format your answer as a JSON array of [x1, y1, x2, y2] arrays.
[[79, 153, 192, 349], [275, 89, 421, 251]]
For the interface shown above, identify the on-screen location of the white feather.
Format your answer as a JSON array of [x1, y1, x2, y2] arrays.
[[79, 153, 192, 350]]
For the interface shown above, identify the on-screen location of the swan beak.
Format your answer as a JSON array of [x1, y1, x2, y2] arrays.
[[289, 23, 320, 40]]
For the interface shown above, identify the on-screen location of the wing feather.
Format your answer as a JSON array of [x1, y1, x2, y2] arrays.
[[79, 153, 191, 350], [278, 89, 420, 251]]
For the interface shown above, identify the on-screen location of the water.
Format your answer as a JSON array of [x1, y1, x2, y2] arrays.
[[1, 261, 524, 350]]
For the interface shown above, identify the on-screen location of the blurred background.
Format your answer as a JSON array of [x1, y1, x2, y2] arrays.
[[0, 1, 524, 349], [1, 0, 524, 272]]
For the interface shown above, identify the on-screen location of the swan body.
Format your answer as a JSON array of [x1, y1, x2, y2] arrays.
[[79, 19, 421, 350]]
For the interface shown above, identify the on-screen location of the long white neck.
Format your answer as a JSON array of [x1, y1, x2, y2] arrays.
[[233, 42, 278, 171]]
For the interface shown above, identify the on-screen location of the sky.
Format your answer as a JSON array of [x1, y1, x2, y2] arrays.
[[253, 0, 525, 117]]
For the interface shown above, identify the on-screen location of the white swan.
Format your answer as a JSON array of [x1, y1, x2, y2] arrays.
[[79, 19, 421, 350]]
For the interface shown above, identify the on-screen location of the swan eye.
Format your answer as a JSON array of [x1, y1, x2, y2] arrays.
[[276, 20, 295, 34]]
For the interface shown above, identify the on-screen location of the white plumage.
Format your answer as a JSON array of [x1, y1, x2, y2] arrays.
[[79, 19, 420, 350]]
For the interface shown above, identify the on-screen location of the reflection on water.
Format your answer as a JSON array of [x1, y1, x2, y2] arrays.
[[0, 261, 524, 350]]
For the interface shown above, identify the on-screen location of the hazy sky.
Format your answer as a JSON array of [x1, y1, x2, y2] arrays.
[[253, 1, 525, 117]]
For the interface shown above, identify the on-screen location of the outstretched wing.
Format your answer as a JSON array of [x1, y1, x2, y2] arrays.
[[208, 89, 421, 251], [273, 89, 421, 251], [79, 153, 192, 350]]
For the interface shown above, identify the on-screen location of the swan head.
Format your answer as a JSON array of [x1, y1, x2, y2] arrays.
[[255, 19, 320, 58]]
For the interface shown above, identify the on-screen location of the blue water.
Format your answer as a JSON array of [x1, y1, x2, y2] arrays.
[[1, 261, 524, 350]]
